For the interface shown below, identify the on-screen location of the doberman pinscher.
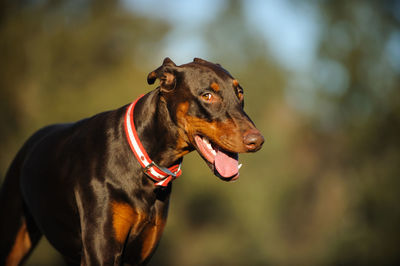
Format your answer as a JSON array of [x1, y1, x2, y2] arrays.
[[0, 58, 264, 265]]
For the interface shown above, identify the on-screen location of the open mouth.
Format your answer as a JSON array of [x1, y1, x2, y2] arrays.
[[194, 135, 242, 181]]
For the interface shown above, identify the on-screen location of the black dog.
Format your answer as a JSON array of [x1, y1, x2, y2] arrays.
[[0, 58, 264, 265]]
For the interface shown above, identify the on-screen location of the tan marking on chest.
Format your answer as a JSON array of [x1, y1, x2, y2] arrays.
[[6, 220, 32, 266], [112, 202, 143, 243], [140, 213, 167, 260]]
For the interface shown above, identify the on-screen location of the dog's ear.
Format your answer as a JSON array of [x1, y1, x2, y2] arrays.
[[147, 57, 177, 92]]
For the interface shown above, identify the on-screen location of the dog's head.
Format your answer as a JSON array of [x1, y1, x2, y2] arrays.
[[148, 57, 264, 181]]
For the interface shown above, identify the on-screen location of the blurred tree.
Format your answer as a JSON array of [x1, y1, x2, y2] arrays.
[[307, 0, 400, 264], [0, 0, 169, 175]]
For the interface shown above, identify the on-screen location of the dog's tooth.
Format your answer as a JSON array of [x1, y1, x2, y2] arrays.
[[211, 149, 217, 156], [238, 163, 243, 169]]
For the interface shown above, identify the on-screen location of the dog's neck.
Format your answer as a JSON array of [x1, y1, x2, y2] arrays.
[[132, 89, 190, 168]]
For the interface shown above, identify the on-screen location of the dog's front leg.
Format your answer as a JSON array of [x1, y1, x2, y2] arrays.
[[75, 190, 148, 265]]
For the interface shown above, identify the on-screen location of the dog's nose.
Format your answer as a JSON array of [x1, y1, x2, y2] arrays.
[[243, 129, 264, 152]]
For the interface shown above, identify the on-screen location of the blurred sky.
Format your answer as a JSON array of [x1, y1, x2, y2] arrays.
[[122, 0, 322, 71]]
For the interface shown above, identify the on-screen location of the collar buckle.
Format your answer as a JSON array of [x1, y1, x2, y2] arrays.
[[143, 161, 177, 179]]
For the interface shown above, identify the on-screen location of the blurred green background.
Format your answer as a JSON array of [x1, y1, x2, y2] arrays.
[[1, 0, 400, 265]]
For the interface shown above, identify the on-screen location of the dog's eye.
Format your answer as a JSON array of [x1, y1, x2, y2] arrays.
[[201, 93, 213, 102], [237, 88, 244, 100]]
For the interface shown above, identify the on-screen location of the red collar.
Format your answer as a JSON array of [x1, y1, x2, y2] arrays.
[[124, 95, 182, 187]]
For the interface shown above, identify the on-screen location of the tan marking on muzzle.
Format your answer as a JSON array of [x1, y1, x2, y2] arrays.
[[176, 102, 247, 153]]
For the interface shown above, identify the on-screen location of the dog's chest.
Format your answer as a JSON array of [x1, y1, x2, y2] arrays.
[[111, 201, 168, 262]]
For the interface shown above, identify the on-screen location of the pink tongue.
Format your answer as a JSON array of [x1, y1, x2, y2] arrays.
[[214, 149, 238, 178]]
